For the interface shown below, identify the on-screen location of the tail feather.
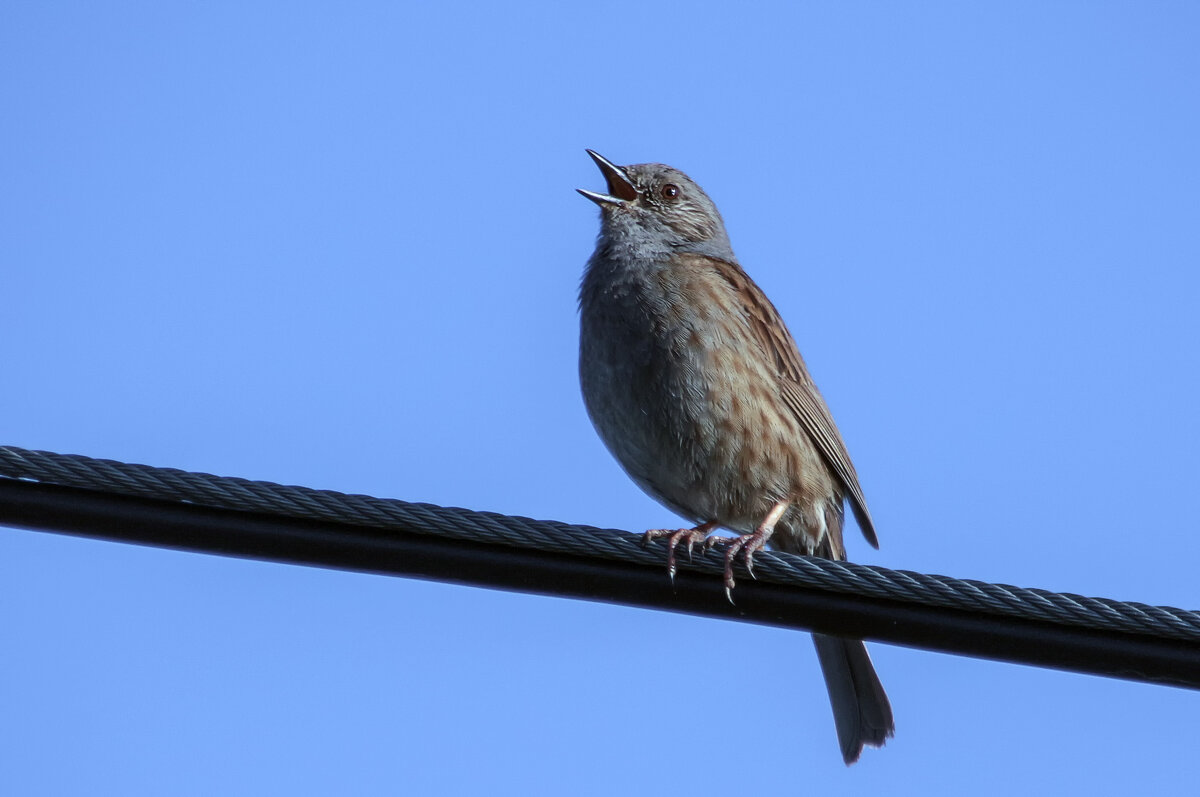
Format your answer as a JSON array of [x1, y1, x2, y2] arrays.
[[812, 633, 894, 765]]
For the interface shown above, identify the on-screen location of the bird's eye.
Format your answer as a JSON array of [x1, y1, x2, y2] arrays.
[[660, 184, 681, 200]]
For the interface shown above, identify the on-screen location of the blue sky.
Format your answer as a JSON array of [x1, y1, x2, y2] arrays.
[[3, 3, 1199, 794]]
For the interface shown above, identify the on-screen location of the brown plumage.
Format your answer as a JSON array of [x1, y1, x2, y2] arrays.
[[577, 150, 893, 764]]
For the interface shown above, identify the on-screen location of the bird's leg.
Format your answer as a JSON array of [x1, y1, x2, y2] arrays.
[[707, 501, 789, 601], [642, 521, 719, 581]]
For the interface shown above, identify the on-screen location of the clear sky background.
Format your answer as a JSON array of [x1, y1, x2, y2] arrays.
[[3, 3, 1199, 794]]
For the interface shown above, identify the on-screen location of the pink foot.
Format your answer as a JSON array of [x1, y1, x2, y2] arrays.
[[707, 501, 789, 602], [708, 530, 771, 600], [642, 521, 718, 581]]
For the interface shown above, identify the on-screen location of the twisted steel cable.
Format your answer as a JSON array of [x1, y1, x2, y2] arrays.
[[2, 444, 1197, 644]]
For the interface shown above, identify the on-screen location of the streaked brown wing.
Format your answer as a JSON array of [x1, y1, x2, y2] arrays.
[[698, 254, 880, 548]]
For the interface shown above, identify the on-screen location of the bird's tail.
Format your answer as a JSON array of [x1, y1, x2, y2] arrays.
[[812, 633, 894, 765]]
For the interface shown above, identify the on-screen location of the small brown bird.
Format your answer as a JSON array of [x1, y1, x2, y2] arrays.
[[577, 150, 893, 764]]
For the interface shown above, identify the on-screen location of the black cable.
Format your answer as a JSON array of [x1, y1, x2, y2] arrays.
[[2, 445, 1198, 689]]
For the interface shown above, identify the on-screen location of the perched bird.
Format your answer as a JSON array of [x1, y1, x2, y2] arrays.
[[577, 150, 894, 764]]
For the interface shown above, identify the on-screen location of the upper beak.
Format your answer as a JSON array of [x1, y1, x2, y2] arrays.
[[577, 149, 639, 206]]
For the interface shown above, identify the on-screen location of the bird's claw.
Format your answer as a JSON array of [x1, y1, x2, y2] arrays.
[[643, 523, 716, 581], [711, 530, 771, 603]]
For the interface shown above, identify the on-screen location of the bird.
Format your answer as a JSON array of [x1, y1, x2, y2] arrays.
[[576, 150, 894, 764]]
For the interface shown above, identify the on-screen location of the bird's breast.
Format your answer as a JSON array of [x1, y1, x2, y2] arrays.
[[580, 255, 831, 530]]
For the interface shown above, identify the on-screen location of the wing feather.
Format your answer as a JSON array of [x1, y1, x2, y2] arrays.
[[692, 254, 879, 548]]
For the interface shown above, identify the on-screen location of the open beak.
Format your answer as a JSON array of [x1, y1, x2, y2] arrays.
[[577, 150, 639, 206]]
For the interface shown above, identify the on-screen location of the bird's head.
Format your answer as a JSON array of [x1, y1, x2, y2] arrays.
[[578, 150, 733, 260]]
